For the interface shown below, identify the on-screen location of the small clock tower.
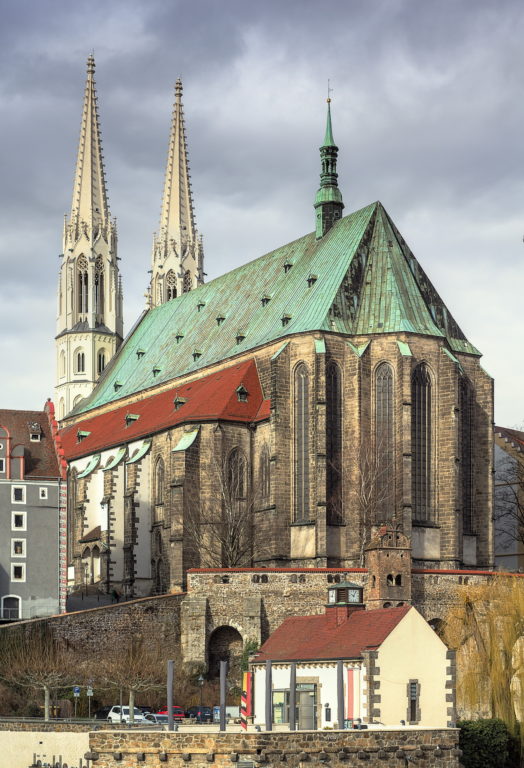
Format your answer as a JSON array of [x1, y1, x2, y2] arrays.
[[325, 581, 365, 626]]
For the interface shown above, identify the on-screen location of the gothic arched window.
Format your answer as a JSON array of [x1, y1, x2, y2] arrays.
[[375, 362, 394, 521], [94, 256, 104, 319], [75, 350, 85, 373], [460, 377, 474, 534], [294, 363, 310, 522], [227, 448, 247, 504], [59, 350, 66, 378], [97, 349, 106, 375], [77, 255, 88, 316], [183, 270, 192, 293], [166, 270, 177, 301], [326, 361, 342, 523], [155, 457, 165, 507], [411, 363, 432, 522], [259, 445, 270, 503]]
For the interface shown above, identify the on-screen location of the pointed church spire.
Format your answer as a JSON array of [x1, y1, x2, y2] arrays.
[[69, 55, 110, 233], [314, 96, 344, 239], [159, 78, 196, 251], [150, 79, 204, 307]]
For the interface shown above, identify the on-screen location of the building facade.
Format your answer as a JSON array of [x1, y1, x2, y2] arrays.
[[58, 92, 494, 598], [55, 56, 123, 419], [0, 403, 66, 620]]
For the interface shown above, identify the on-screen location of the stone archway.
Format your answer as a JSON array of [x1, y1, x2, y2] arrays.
[[207, 625, 243, 681]]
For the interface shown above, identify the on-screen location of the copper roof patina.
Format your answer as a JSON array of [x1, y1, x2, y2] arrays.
[[71, 201, 480, 417]]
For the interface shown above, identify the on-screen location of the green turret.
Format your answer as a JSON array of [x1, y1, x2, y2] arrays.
[[314, 98, 344, 239]]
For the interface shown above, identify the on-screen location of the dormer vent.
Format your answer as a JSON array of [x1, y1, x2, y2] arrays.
[[114, 381, 122, 391], [216, 315, 225, 326], [197, 301, 206, 312], [174, 395, 187, 411], [175, 331, 184, 344], [193, 349, 202, 361], [77, 430, 91, 443], [261, 295, 271, 307], [283, 260, 293, 273], [152, 365, 161, 377], [236, 385, 249, 403], [307, 273, 318, 287], [125, 413, 140, 427], [281, 314, 292, 327], [236, 331, 246, 345], [136, 349, 145, 359]]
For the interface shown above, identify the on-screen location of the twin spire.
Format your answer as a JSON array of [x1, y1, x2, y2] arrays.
[[314, 96, 344, 239], [69, 55, 110, 234]]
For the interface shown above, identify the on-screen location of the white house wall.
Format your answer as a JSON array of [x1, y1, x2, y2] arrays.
[[376, 608, 449, 727], [252, 662, 365, 729]]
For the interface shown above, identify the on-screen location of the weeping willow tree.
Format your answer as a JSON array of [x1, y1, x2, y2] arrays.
[[444, 576, 524, 751]]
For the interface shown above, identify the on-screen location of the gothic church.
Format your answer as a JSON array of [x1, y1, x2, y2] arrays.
[[57, 58, 494, 597]]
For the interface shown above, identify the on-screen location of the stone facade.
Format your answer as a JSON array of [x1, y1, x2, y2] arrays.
[[64, 326, 493, 599], [88, 728, 461, 768]]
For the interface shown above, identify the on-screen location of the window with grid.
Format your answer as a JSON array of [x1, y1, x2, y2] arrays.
[[460, 378, 474, 534], [294, 364, 310, 522], [326, 361, 343, 523], [411, 364, 432, 522], [375, 362, 394, 521]]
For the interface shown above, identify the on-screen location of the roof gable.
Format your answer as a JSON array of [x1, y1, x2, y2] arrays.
[[0, 408, 60, 478], [253, 605, 411, 662]]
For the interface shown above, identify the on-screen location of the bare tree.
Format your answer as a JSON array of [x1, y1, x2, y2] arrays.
[[494, 452, 524, 553], [185, 453, 269, 568], [0, 626, 76, 720], [92, 636, 165, 722], [356, 439, 396, 566]]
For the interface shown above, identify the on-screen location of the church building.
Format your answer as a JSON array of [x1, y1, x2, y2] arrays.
[[58, 59, 494, 597]]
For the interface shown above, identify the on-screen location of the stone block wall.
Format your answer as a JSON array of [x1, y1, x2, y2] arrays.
[[89, 728, 461, 767]]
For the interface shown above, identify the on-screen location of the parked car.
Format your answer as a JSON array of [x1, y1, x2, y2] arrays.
[[107, 705, 147, 723], [185, 705, 213, 722], [144, 713, 170, 725], [94, 705, 112, 720], [155, 705, 186, 720]]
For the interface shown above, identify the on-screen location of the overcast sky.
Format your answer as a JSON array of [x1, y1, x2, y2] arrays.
[[0, 0, 523, 425]]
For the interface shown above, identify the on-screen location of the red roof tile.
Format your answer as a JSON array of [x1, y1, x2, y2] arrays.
[[253, 605, 411, 662], [0, 406, 60, 478], [60, 359, 270, 459], [495, 425, 524, 451]]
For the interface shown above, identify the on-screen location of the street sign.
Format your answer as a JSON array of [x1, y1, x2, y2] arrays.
[[87, 687, 94, 697], [73, 685, 81, 697]]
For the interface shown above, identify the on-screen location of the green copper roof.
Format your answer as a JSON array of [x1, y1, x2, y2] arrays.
[[71, 201, 480, 416], [323, 101, 336, 147]]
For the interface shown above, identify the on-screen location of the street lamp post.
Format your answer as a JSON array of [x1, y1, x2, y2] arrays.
[[198, 674, 204, 720]]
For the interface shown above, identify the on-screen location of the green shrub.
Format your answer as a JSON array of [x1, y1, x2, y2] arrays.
[[458, 719, 519, 768]]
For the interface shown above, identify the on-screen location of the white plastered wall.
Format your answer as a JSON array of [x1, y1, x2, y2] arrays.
[[376, 607, 449, 727]]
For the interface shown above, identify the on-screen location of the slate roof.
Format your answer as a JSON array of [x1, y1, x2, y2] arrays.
[[253, 605, 411, 663], [0, 408, 60, 478], [71, 201, 480, 417], [61, 359, 269, 460]]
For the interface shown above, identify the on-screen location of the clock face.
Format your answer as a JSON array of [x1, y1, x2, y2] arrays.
[[328, 589, 336, 604], [348, 589, 361, 603]]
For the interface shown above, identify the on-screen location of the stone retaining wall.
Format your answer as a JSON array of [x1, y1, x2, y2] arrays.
[[89, 728, 461, 768]]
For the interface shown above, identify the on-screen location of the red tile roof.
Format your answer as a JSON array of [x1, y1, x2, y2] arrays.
[[60, 359, 270, 460], [253, 605, 411, 662], [495, 425, 524, 452], [0, 406, 60, 478]]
